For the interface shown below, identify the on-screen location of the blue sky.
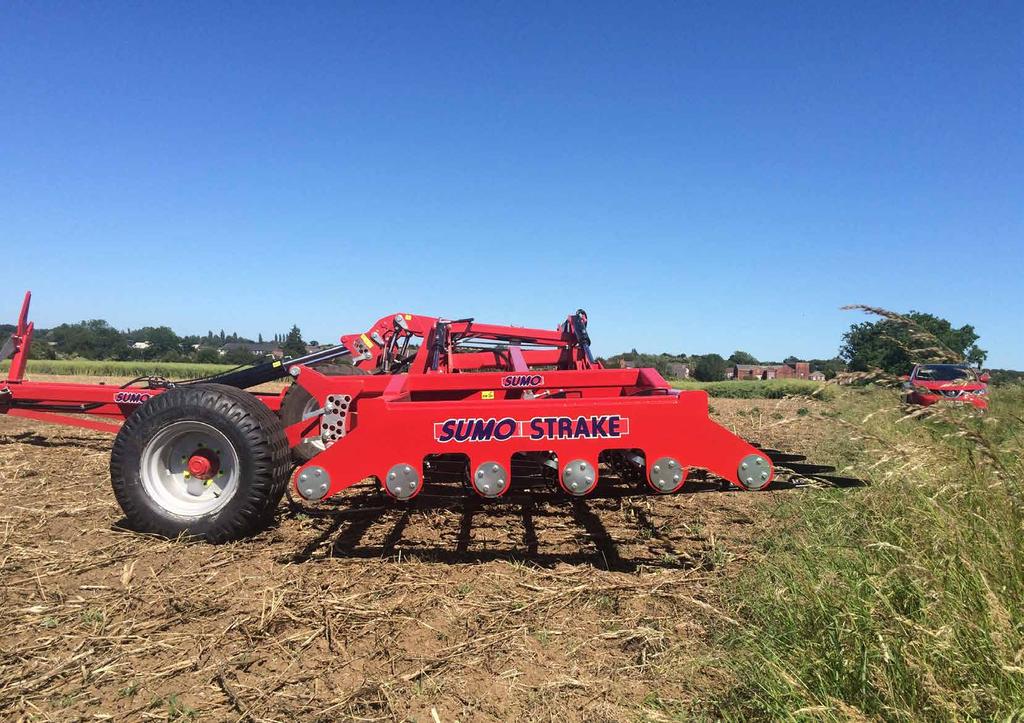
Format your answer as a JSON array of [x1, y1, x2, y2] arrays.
[[1, 2, 1021, 366]]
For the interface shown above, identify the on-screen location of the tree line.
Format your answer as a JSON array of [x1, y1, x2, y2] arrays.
[[0, 319, 312, 366], [599, 350, 847, 382], [3, 309, 999, 379], [601, 310, 992, 381]]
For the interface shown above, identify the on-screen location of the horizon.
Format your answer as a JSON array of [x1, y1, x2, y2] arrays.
[[1, 3, 1021, 367], [9, 296, 1004, 369]]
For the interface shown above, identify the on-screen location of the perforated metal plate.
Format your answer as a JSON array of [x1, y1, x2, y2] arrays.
[[320, 394, 351, 448]]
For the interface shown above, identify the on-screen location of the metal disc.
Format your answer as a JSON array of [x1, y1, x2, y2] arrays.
[[561, 459, 597, 496], [385, 463, 420, 500], [736, 454, 772, 490], [648, 456, 685, 493], [296, 465, 332, 500], [472, 461, 508, 498]]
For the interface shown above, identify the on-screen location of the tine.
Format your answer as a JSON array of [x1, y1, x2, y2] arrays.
[[763, 451, 807, 463], [814, 475, 868, 488], [779, 462, 835, 475]]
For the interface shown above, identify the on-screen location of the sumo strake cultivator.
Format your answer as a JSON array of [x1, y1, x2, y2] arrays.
[[1, 292, 844, 542]]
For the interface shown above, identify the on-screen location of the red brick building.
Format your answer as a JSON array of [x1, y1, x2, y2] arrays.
[[731, 361, 811, 380]]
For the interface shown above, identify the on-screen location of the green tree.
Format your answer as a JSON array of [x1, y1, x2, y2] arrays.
[[693, 353, 728, 381], [48, 319, 128, 359], [809, 357, 847, 380], [29, 340, 57, 360], [282, 325, 306, 358], [728, 350, 758, 365], [195, 347, 221, 364], [223, 346, 256, 365], [840, 311, 986, 375], [136, 326, 181, 359]]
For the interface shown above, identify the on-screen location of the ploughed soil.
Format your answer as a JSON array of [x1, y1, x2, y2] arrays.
[[0, 377, 841, 721]]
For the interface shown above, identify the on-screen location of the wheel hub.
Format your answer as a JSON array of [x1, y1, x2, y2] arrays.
[[187, 450, 219, 480]]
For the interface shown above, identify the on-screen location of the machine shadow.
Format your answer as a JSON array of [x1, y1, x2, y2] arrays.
[[278, 466, 867, 571], [1, 430, 112, 451], [279, 483, 700, 572]]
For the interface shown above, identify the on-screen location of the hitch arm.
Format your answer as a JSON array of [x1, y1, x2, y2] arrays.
[[192, 344, 354, 389]]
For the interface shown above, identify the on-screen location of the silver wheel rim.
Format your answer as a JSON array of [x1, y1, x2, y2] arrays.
[[302, 396, 327, 453], [140, 421, 240, 517]]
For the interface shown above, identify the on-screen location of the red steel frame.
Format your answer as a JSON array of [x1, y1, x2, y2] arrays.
[[1, 292, 775, 498]]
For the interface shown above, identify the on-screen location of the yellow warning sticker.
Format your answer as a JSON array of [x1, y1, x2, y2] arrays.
[[272, 360, 282, 367], [404, 314, 412, 321], [481, 390, 495, 400], [360, 333, 374, 349]]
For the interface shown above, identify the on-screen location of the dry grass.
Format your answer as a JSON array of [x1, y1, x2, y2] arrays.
[[707, 310, 1024, 720]]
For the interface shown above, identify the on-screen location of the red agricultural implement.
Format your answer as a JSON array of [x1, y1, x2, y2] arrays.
[[1, 292, 843, 542]]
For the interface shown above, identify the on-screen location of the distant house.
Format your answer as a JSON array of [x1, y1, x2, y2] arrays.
[[219, 341, 284, 359], [618, 359, 636, 369], [809, 371, 826, 382], [666, 362, 690, 379], [129, 341, 151, 350], [731, 361, 812, 381]]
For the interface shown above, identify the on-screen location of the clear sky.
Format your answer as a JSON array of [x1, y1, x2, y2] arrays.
[[1, 2, 1021, 366]]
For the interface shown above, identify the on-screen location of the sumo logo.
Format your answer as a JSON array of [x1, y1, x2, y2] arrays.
[[434, 415, 628, 443], [501, 374, 544, 388], [114, 391, 151, 404]]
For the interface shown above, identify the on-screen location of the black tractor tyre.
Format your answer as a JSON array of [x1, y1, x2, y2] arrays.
[[110, 383, 291, 543], [279, 383, 323, 464], [311, 363, 369, 377], [279, 364, 366, 463]]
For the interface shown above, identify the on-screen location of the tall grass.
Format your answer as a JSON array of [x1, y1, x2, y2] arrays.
[[710, 384, 1024, 719], [1, 358, 235, 380], [672, 379, 836, 400]]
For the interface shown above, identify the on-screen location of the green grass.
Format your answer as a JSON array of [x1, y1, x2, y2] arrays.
[[708, 386, 1024, 720], [671, 378, 836, 400], [1, 358, 235, 380]]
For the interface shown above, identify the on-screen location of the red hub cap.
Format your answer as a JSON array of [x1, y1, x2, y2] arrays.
[[187, 450, 219, 480]]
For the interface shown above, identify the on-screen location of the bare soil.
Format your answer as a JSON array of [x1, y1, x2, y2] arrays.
[[0, 380, 835, 721]]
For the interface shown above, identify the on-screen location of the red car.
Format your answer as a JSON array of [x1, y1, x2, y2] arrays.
[[901, 364, 990, 410]]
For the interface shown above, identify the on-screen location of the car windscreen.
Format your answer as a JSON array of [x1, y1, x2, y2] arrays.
[[914, 366, 974, 382]]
